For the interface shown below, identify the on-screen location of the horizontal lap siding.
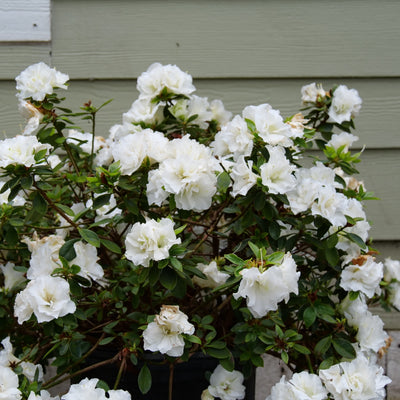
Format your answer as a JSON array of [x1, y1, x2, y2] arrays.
[[49, 0, 400, 79]]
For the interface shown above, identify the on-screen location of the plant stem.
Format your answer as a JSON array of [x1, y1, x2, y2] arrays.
[[168, 362, 174, 400], [33, 182, 79, 229], [89, 111, 96, 171], [113, 354, 126, 390]]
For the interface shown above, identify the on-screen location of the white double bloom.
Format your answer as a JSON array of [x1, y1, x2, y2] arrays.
[[143, 305, 195, 357], [233, 253, 299, 318], [14, 275, 76, 324], [125, 218, 180, 267]]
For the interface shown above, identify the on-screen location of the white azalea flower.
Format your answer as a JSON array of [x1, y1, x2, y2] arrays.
[[328, 85, 362, 124], [107, 390, 131, 400], [340, 294, 369, 327], [18, 100, 44, 135], [289, 371, 328, 400], [61, 378, 106, 400], [0, 136, 52, 169], [340, 255, 383, 298], [383, 258, 400, 282], [266, 376, 293, 400], [301, 83, 326, 104], [311, 186, 348, 227], [71, 241, 104, 283], [111, 129, 169, 175], [259, 145, 297, 195], [208, 365, 245, 400], [123, 97, 163, 125], [0, 365, 21, 400], [230, 156, 257, 197], [0, 262, 26, 291], [356, 312, 388, 353], [233, 253, 299, 318], [23, 234, 65, 280], [210, 99, 232, 125], [137, 62, 195, 100], [201, 388, 215, 400], [319, 352, 391, 400], [326, 132, 359, 152], [143, 305, 195, 357], [169, 95, 213, 129], [14, 276, 76, 324], [125, 218, 180, 267], [0, 180, 26, 207], [242, 104, 293, 147], [15, 62, 69, 101], [147, 136, 219, 211], [193, 261, 229, 289], [211, 115, 253, 160], [28, 390, 60, 400], [0, 336, 44, 382], [86, 193, 121, 226]]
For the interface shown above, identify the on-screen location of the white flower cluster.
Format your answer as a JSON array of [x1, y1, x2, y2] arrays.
[[13, 234, 104, 324], [301, 83, 362, 124], [268, 352, 391, 400]]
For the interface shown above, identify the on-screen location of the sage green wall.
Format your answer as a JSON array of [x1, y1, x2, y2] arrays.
[[1, 0, 399, 252]]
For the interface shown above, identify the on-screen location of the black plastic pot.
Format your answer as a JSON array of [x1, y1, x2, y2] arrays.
[[80, 350, 255, 400]]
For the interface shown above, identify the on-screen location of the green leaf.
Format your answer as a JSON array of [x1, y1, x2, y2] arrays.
[[319, 357, 334, 370], [99, 337, 115, 346], [59, 239, 80, 261], [332, 338, 356, 359], [138, 364, 152, 394], [292, 344, 311, 355], [225, 253, 246, 267], [281, 351, 289, 364], [100, 239, 122, 254], [55, 203, 75, 217], [303, 307, 317, 327], [79, 229, 100, 247], [205, 346, 231, 359], [344, 232, 367, 250], [20, 175, 33, 190], [348, 291, 359, 301], [324, 247, 339, 267], [217, 171, 231, 193], [248, 241, 261, 258], [185, 335, 202, 345], [32, 191, 48, 215], [160, 268, 177, 290], [315, 336, 332, 355], [92, 194, 111, 210], [220, 357, 235, 372]]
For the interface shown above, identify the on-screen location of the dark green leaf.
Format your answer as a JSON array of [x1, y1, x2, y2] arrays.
[[100, 239, 122, 254], [315, 336, 332, 355], [303, 307, 317, 327], [79, 229, 100, 247], [160, 268, 177, 290], [99, 337, 115, 346], [138, 364, 152, 394], [93, 194, 111, 210], [332, 338, 356, 359], [324, 247, 339, 267], [59, 239, 80, 261]]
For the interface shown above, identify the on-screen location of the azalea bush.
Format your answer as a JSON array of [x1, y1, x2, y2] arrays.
[[0, 61, 398, 400]]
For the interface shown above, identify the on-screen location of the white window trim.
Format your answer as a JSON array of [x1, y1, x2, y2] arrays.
[[0, 0, 51, 42]]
